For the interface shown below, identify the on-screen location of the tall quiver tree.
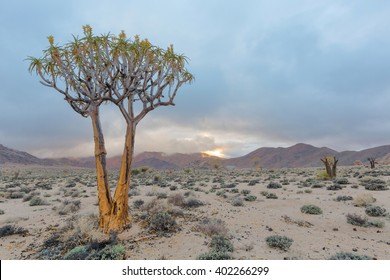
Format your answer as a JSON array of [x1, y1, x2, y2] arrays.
[[28, 25, 193, 232]]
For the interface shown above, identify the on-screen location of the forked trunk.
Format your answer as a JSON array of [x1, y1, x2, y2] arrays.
[[106, 124, 135, 232], [90, 109, 112, 229]]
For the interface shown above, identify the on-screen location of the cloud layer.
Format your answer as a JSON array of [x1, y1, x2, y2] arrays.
[[1, 0, 390, 158]]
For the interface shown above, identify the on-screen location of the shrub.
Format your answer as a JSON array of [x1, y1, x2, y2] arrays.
[[336, 195, 353, 202], [334, 178, 349, 185], [231, 197, 244, 206], [198, 250, 233, 260], [244, 195, 257, 201], [133, 199, 145, 209], [346, 213, 367, 227], [90, 244, 125, 260], [260, 191, 269, 196], [210, 234, 234, 252], [267, 182, 282, 189], [360, 178, 388, 191], [317, 171, 331, 180], [0, 225, 28, 237], [352, 194, 376, 207], [29, 196, 47, 206], [266, 235, 293, 250], [197, 218, 228, 236], [365, 206, 387, 217], [0, 209, 4, 215], [184, 198, 204, 208], [329, 252, 372, 260], [56, 200, 81, 215], [301, 205, 322, 215], [266, 193, 278, 199], [63, 245, 89, 260], [241, 189, 251, 195], [248, 180, 259, 186], [10, 192, 24, 199], [311, 183, 325, 189], [149, 211, 176, 232], [157, 192, 168, 199], [326, 184, 343, 190]]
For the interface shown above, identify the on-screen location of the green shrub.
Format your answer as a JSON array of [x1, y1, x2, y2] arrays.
[[301, 205, 322, 215], [198, 250, 233, 260], [63, 246, 89, 260], [210, 234, 233, 252], [0, 225, 28, 237], [329, 252, 372, 260], [267, 182, 282, 189], [266, 193, 278, 199], [244, 195, 257, 201], [184, 198, 204, 208], [0, 209, 4, 215], [360, 178, 388, 191], [91, 244, 125, 260], [133, 199, 145, 209], [334, 178, 349, 184], [266, 235, 293, 250], [29, 196, 46, 206], [346, 213, 367, 226], [10, 192, 24, 199], [241, 189, 251, 195], [336, 195, 353, 201], [365, 206, 387, 217], [149, 211, 176, 232]]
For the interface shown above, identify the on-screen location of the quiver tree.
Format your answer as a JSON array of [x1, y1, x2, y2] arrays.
[[28, 25, 193, 232], [368, 158, 377, 169], [320, 156, 338, 178]]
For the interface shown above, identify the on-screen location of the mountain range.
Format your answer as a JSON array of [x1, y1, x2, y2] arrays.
[[1, 143, 390, 170]]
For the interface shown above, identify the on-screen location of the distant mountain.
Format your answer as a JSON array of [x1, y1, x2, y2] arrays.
[[224, 143, 390, 168], [2, 142, 390, 169], [0, 144, 42, 165]]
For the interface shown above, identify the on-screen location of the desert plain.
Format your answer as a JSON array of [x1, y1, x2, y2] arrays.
[[0, 163, 389, 260]]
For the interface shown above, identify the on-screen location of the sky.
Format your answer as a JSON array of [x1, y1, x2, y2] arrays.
[[1, 0, 390, 158]]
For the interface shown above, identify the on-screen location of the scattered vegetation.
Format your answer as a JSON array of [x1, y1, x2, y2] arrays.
[[365, 206, 387, 217], [301, 205, 322, 215], [267, 182, 282, 189], [329, 252, 372, 260], [266, 235, 293, 250], [0, 225, 29, 237]]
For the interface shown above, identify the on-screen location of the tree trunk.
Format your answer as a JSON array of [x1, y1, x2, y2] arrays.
[[106, 123, 135, 232], [90, 109, 113, 230], [368, 158, 376, 169], [321, 158, 332, 178], [331, 157, 338, 178]]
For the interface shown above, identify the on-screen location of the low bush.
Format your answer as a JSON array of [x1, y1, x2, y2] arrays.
[[346, 213, 367, 227], [241, 189, 251, 195], [267, 182, 282, 189], [352, 194, 376, 207], [336, 195, 353, 202], [266, 235, 293, 250], [244, 195, 257, 201], [29, 196, 47, 206], [133, 199, 145, 209], [149, 211, 176, 233], [329, 252, 372, 260], [210, 234, 234, 252], [301, 204, 322, 215], [365, 206, 387, 217], [266, 193, 278, 199], [197, 218, 228, 236], [231, 197, 244, 206], [0, 225, 28, 237]]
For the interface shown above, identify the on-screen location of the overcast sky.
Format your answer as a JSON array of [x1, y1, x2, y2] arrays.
[[1, 0, 390, 158]]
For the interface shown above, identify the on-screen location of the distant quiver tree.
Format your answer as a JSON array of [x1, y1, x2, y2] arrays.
[[28, 25, 193, 232]]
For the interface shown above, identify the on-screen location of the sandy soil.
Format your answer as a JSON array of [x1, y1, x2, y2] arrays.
[[0, 164, 389, 260]]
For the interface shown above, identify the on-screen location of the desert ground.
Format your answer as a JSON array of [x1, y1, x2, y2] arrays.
[[0, 164, 389, 260]]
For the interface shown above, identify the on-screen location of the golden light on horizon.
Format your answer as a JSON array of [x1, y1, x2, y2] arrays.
[[202, 148, 226, 158]]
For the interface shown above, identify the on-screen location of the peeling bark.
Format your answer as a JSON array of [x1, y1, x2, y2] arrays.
[[90, 109, 112, 229], [106, 124, 135, 232]]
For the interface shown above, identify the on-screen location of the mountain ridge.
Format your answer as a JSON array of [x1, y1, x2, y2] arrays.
[[1, 143, 390, 169]]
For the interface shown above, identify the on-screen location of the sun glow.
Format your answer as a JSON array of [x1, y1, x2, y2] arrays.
[[202, 148, 226, 158]]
